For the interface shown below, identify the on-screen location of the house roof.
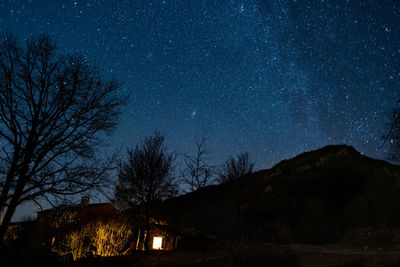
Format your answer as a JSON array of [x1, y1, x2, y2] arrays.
[[37, 203, 113, 214], [37, 202, 123, 225]]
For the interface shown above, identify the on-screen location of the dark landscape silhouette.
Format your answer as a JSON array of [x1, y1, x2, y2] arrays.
[[1, 1, 400, 266]]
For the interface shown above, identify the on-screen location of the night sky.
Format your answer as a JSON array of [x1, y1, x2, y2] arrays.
[[1, 0, 400, 220]]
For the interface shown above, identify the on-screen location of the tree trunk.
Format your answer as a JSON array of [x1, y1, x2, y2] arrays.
[[0, 176, 13, 214], [0, 187, 23, 246], [0, 159, 19, 214], [144, 205, 150, 251], [0, 168, 28, 246], [135, 227, 141, 250]]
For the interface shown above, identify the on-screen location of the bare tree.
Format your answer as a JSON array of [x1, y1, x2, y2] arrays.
[[218, 152, 254, 184], [0, 34, 126, 244], [114, 132, 176, 251], [382, 102, 400, 161], [180, 134, 216, 192]]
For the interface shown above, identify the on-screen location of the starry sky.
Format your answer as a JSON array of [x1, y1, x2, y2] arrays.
[[1, 0, 400, 220]]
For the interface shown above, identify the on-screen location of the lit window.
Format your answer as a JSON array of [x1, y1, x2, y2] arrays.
[[153, 236, 163, 250]]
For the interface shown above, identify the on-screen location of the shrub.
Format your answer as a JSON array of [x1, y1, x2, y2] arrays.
[[55, 221, 132, 260]]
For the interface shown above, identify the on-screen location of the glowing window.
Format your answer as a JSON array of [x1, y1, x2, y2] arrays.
[[153, 236, 163, 250]]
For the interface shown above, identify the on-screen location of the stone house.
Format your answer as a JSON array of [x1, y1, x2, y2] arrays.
[[29, 197, 121, 249]]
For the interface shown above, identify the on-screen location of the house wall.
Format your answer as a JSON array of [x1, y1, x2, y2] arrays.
[[29, 209, 79, 249], [150, 227, 179, 250], [28, 203, 122, 250]]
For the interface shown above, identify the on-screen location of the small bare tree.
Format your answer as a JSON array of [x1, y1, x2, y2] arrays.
[[114, 132, 176, 251], [180, 134, 216, 192], [0, 34, 126, 244], [383, 102, 400, 161], [218, 152, 254, 184]]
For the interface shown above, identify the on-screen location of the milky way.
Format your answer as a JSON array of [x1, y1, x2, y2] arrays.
[[1, 1, 400, 219]]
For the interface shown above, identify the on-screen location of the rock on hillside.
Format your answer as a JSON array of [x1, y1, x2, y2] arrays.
[[154, 145, 400, 245]]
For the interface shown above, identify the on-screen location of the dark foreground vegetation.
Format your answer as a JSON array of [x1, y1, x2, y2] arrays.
[[69, 244, 400, 267], [3, 243, 400, 267]]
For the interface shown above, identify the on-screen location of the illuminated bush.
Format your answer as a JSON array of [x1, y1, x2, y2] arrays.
[[57, 221, 132, 260], [92, 221, 132, 257]]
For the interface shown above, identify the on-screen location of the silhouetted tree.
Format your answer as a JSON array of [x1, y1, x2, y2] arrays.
[[382, 101, 400, 161], [114, 132, 176, 251], [180, 134, 216, 192], [218, 152, 254, 184], [0, 34, 126, 245]]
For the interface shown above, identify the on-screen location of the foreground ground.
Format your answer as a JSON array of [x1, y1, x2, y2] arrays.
[[3, 244, 400, 267]]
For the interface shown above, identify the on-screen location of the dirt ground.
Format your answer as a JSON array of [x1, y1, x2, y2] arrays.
[[69, 244, 400, 267], [2, 244, 400, 267]]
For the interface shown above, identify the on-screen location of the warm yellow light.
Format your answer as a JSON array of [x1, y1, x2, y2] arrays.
[[153, 236, 163, 250]]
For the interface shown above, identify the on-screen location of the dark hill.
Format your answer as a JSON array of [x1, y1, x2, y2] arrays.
[[154, 145, 400, 245]]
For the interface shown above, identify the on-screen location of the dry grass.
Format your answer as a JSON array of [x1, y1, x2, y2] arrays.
[[3, 243, 400, 267], [67, 243, 400, 267]]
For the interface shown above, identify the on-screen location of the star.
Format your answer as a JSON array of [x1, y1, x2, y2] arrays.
[[1, 0, 399, 220]]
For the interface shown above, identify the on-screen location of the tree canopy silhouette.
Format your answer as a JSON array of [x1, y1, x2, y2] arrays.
[[218, 152, 254, 184], [180, 134, 216, 192], [114, 132, 176, 251], [382, 100, 400, 162], [0, 34, 126, 245]]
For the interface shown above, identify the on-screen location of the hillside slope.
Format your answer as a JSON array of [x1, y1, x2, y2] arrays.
[[155, 145, 400, 245]]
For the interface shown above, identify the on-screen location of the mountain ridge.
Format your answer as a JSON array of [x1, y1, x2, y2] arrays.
[[155, 145, 400, 245]]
